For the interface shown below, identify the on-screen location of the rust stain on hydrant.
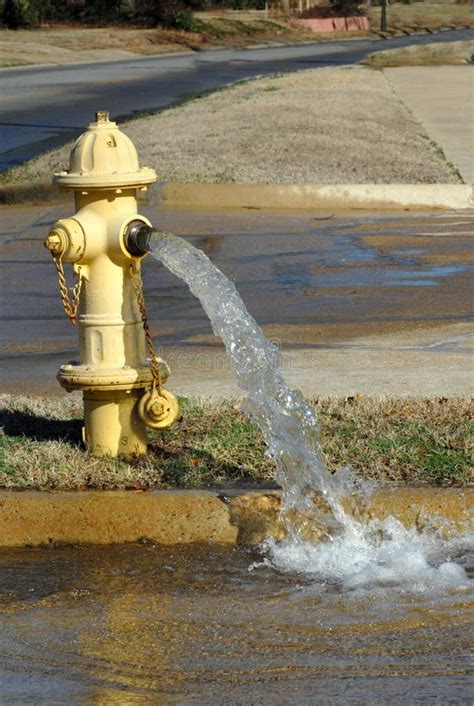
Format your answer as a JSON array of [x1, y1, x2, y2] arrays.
[[44, 111, 179, 457]]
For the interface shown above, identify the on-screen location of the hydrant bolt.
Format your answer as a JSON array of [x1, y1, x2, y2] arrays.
[[149, 399, 166, 419]]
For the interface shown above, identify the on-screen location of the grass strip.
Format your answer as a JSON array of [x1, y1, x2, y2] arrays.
[[1, 395, 472, 490], [363, 39, 474, 68]]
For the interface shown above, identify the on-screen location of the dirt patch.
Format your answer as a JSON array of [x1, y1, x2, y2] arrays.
[[2, 66, 461, 186]]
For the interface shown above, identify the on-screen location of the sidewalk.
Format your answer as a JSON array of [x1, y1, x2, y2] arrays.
[[384, 65, 474, 184]]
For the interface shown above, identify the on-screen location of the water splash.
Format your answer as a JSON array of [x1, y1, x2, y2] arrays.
[[257, 519, 472, 594], [150, 232, 472, 591]]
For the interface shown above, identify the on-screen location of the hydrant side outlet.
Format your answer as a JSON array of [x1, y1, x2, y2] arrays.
[[46, 112, 179, 458]]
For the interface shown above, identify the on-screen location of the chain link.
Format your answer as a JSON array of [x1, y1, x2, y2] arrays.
[[52, 254, 83, 325], [130, 265, 162, 394]]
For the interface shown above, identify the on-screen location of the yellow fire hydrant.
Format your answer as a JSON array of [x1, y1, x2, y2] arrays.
[[44, 111, 179, 457]]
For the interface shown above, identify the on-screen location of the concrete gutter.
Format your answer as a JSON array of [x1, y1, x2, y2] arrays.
[[0, 487, 471, 548], [2, 180, 472, 210]]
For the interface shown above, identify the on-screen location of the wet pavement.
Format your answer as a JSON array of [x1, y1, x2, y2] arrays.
[[0, 203, 472, 397], [0, 542, 473, 702]]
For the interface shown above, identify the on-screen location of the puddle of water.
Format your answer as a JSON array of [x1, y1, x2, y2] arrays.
[[388, 265, 468, 287], [302, 263, 469, 292], [0, 543, 472, 703]]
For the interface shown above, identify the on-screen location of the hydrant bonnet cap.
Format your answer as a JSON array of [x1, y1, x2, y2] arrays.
[[54, 111, 157, 190]]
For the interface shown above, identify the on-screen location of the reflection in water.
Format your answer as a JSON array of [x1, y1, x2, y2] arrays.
[[0, 544, 472, 702]]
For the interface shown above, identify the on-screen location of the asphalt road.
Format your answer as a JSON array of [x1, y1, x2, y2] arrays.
[[1, 28, 473, 171]]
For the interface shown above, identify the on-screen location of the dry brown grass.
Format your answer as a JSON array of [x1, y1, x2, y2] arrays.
[[363, 39, 474, 67], [1, 66, 461, 187], [1, 394, 472, 491], [369, 2, 474, 32]]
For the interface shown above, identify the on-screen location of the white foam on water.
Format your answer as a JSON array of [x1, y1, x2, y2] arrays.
[[259, 517, 472, 593], [150, 232, 473, 593]]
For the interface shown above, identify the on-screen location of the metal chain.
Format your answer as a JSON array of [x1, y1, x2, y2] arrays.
[[52, 254, 83, 325], [131, 264, 162, 394]]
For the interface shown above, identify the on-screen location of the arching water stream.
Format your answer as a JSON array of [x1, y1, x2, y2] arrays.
[[150, 232, 472, 593]]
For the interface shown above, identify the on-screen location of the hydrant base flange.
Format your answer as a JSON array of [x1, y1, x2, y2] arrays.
[[57, 361, 169, 392]]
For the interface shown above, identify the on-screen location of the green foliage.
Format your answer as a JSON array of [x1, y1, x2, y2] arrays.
[[81, 0, 134, 23], [212, 0, 266, 10], [0, 0, 132, 27], [137, 0, 193, 29], [300, 0, 365, 19], [328, 0, 364, 16], [0, 0, 207, 29], [1, 0, 36, 28]]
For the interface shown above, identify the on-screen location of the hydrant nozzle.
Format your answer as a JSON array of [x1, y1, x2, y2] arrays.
[[45, 111, 179, 457]]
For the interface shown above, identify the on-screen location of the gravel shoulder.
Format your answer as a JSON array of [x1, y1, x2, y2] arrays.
[[3, 66, 462, 186]]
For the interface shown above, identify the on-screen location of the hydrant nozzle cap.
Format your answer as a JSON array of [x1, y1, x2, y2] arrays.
[[53, 110, 157, 191]]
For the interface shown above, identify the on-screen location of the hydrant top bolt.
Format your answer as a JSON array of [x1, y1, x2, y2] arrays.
[[95, 111, 109, 123]]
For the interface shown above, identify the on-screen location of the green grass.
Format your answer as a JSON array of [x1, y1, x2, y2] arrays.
[[0, 58, 32, 68], [1, 395, 472, 490]]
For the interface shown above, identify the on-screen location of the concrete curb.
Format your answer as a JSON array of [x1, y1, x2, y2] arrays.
[[1, 180, 472, 211], [158, 182, 474, 211], [0, 180, 63, 206], [0, 487, 471, 548]]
